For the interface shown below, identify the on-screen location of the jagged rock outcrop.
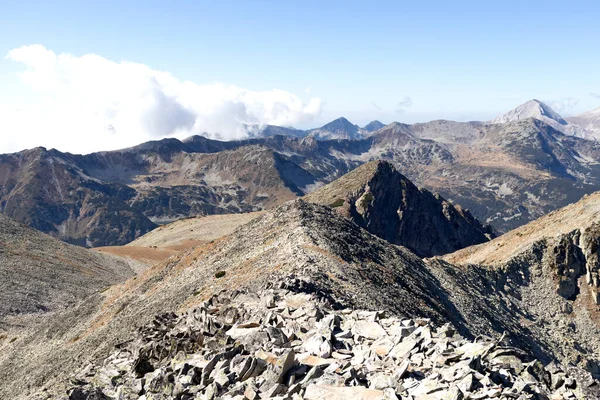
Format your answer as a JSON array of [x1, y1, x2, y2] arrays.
[[305, 161, 493, 257], [65, 289, 598, 400]]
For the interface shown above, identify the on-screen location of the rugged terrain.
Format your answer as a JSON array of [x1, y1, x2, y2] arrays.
[[126, 211, 265, 250], [66, 289, 597, 399], [3, 101, 600, 246], [2, 198, 600, 398], [305, 160, 493, 257], [0, 213, 139, 328]]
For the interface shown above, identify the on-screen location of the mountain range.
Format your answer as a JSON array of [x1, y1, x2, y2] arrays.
[[2, 99, 600, 248]]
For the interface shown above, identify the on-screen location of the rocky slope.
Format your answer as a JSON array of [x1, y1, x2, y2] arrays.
[[0, 213, 139, 324], [127, 211, 265, 250], [3, 200, 600, 398], [305, 160, 493, 257], [67, 289, 597, 400], [442, 191, 600, 377], [94, 211, 266, 265]]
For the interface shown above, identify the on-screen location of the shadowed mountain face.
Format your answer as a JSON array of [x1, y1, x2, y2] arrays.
[[0, 148, 158, 247], [305, 160, 493, 257], [3, 112, 600, 246], [3, 199, 600, 398]]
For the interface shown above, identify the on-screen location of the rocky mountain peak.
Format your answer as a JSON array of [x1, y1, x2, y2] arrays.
[[308, 117, 364, 140], [493, 99, 568, 125], [304, 160, 493, 257], [362, 120, 386, 132], [320, 117, 358, 132]]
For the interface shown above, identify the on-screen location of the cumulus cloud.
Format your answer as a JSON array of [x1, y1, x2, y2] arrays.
[[394, 96, 413, 114], [546, 97, 579, 114], [590, 92, 600, 100], [0, 45, 322, 154]]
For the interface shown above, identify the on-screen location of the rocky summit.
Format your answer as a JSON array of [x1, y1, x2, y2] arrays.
[[304, 160, 494, 257], [65, 289, 598, 400]]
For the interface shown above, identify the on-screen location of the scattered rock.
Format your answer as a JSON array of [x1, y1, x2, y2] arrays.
[[66, 288, 593, 399]]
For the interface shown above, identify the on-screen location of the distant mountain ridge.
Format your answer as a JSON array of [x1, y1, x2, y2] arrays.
[[493, 99, 568, 125], [247, 117, 384, 140], [3, 101, 600, 246], [567, 106, 600, 138]]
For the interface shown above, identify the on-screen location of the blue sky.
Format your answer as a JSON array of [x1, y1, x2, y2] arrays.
[[1, 1, 599, 152]]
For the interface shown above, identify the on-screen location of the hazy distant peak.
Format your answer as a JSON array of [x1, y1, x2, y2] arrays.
[[362, 120, 385, 132], [493, 99, 567, 125], [308, 117, 365, 140], [319, 117, 359, 132], [566, 106, 600, 139]]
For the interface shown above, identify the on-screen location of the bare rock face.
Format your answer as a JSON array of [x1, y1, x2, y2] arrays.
[[305, 161, 494, 257], [0, 147, 157, 247]]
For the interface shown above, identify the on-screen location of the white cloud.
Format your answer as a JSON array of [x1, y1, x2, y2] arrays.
[[0, 45, 323, 154], [394, 96, 413, 114], [370, 102, 382, 111], [546, 97, 579, 114]]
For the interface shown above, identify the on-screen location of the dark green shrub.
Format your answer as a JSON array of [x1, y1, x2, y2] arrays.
[[329, 199, 345, 208], [360, 192, 374, 208], [215, 271, 226, 279]]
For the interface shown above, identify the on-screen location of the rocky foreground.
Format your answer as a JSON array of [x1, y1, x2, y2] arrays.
[[65, 286, 598, 400]]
